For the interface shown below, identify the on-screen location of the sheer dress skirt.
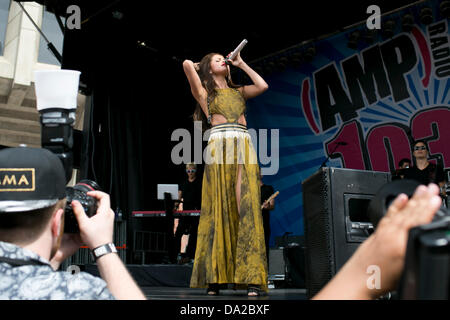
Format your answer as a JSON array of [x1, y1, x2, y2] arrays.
[[190, 123, 268, 291]]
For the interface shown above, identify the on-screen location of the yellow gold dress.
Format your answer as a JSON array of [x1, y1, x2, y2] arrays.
[[190, 88, 268, 291]]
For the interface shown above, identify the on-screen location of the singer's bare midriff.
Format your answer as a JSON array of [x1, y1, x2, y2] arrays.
[[210, 114, 247, 126]]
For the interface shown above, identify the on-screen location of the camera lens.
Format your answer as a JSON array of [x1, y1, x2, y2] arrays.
[[64, 179, 101, 233], [73, 179, 101, 193]]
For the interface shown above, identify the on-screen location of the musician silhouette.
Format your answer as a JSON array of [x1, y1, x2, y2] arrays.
[[260, 172, 276, 265], [174, 163, 202, 264]]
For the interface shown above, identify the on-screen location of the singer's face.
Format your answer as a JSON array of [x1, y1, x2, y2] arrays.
[[210, 55, 229, 76]]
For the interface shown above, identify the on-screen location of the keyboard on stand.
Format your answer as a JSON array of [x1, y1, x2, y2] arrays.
[[132, 210, 201, 218]]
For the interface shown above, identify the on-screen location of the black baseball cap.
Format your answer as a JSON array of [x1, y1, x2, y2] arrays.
[[0, 147, 66, 213]]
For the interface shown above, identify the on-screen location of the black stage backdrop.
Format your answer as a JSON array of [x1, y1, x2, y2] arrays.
[[62, 11, 201, 262]]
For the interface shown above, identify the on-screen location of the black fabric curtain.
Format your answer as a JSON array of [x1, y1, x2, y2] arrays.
[[76, 55, 202, 263], [84, 65, 199, 213], [62, 13, 203, 263], [88, 87, 146, 218]]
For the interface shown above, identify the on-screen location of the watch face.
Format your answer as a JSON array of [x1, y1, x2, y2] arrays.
[[95, 246, 108, 256], [93, 243, 116, 260]]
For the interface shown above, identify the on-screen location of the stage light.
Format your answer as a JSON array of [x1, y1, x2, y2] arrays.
[[401, 14, 415, 32], [112, 10, 124, 20], [276, 56, 289, 71], [363, 29, 377, 44], [279, 56, 289, 65], [347, 30, 361, 49], [382, 20, 396, 38], [303, 46, 316, 62], [290, 52, 303, 67], [419, 7, 433, 25], [254, 66, 264, 75], [440, 0, 450, 18], [261, 61, 275, 75], [266, 61, 276, 74]]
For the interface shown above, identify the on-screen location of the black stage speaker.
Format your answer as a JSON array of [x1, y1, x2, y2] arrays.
[[302, 167, 391, 298]]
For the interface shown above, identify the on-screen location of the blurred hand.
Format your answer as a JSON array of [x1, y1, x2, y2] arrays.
[[72, 191, 115, 249], [351, 183, 442, 297], [314, 183, 442, 300]]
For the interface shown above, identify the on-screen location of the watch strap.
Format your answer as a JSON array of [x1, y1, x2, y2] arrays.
[[91, 243, 117, 261]]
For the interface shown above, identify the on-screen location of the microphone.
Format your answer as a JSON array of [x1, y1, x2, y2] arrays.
[[225, 39, 248, 65]]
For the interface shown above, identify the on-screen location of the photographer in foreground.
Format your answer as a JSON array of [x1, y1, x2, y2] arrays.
[[0, 147, 145, 300], [313, 183, 442, 300]]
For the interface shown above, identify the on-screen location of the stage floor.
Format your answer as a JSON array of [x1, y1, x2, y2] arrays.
[[84, 263, 307, 300], [142, 287, 307, 300]]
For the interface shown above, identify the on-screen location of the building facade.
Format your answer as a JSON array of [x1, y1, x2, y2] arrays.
[[0, 0, 85, 149]]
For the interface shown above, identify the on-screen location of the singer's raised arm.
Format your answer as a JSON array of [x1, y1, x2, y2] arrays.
[[228, 53, 269, 100], [182, 59, 207, 105]]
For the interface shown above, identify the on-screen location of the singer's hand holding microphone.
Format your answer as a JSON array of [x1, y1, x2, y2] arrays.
[[186, 39, 248, 71], [225, 52, 244, 67], [225, 39, 248, 67]]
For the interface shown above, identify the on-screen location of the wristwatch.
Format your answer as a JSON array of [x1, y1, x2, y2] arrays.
[[91, 243, 117, 261]]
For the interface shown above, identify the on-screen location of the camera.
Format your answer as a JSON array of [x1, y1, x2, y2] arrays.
[[64, 179, 101, 233], [368, 179, 450, 299], [34, 71, 99, 234], [35, 70, 81, 183]]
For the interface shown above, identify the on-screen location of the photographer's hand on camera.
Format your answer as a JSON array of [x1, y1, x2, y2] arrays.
[[72, 191, 115, 250], [72, 190, 145, 299]]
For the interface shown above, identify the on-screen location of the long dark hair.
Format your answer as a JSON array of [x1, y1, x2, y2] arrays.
[[193, 53, 240, 128]]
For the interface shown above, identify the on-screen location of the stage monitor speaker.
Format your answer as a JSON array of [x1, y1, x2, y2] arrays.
[[302, 167, 391, 298]]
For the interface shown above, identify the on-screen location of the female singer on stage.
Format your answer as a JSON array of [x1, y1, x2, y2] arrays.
[[182, 51, 269, 296]]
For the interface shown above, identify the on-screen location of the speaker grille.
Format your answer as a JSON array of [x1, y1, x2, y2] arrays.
[[302, 167, 390, 298]]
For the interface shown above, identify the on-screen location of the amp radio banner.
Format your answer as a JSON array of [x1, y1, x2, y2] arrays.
[[246, 0, 450, 242]]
